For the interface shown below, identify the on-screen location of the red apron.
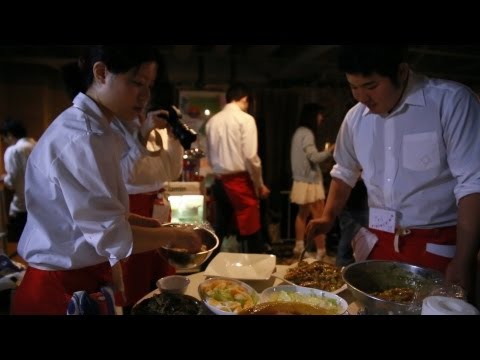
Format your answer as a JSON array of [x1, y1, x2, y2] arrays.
[[218, 172, 260, 236], [368, 226, 456, 273], [12, 193, 175, 314], [120, 193, 175, 307], [12, 262, 118, 315]]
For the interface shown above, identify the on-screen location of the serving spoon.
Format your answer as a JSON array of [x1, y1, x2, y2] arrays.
[[271, 273, 297, 286]]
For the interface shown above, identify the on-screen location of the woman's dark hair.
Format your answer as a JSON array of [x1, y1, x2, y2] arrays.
[[298, 103, 325, 132], [62, 46, 164, 100], [337, 45, 408, 86], [0, 117, 27, 139]]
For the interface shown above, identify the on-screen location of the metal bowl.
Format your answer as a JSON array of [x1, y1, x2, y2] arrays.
[[342, 260, 444, 315], [160, 223, 219, 269]]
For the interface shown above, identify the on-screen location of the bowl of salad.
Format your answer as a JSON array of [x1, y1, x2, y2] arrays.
[[198, 277, 259, 315]]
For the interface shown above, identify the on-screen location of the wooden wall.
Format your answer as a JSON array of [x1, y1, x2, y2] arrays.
[[0, 62, 71, 173]]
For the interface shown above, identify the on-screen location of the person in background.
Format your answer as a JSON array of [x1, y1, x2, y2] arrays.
[[206, 82, 270, 254], [306, 45, 480, 300], [12, 46, 202, 315], [290, 103, 334, 260], [111, 106, 184, 309], [0, 119, 36, 243]]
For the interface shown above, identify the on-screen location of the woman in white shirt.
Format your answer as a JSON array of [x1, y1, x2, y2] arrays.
[[12, 46, 201, 315]]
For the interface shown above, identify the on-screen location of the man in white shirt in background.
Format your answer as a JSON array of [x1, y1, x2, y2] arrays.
[[206, 83, 270, 254], [0, 118, 36, 244], [306, 45, 480, 301]]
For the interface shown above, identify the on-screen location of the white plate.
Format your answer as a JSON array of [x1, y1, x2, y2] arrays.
[[204, 252, 276, 281]]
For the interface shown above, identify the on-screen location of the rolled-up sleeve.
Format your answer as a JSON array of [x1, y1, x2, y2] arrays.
[[442, 87, 480, 203], [330, 111, 362, 188], [54, 133, 133, 266]]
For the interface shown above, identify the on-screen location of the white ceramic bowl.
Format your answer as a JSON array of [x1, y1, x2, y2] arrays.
[[259, 284, 348, 315], [156, 275, 190, 295], [198, 277, 259, 315]]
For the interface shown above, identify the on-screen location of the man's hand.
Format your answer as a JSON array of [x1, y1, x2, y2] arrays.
[[258, 184, 270, 199], [445, 257, 475, 300], [305, 216, 335, 245]]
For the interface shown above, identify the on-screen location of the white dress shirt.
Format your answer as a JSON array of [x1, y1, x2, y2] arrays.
[[206, 102, 264, 189], [331, 72, 480, 228], [18, 93, 133, 270], [3, 137, 36, 216], [111, 118, 183, 194]]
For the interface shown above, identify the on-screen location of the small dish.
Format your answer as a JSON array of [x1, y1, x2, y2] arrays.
[[203, 252, 276, 280], [156, 275, 190, 294]]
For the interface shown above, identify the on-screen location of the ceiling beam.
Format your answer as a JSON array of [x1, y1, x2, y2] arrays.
[[275, 45, 338, 77], [248, 45, 281, 57], [214, 45, 231, 56], [410, 47, 480, 60], [173, 45, 194, 61]]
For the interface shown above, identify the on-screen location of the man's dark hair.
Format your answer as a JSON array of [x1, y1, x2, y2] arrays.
[[337, 46, 408, 86], [0, 118, 27, 139], [226, 82, 252, 103]]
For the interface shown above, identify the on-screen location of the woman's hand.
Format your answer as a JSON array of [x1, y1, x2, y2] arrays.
[[171, 227, 204, 253], [128, 213, 161, 228], [139, 109, 170, 138]]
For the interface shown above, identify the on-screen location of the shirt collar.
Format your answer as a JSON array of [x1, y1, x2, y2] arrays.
[[72, 92, 112, 129], [224, 102, 243, 112]]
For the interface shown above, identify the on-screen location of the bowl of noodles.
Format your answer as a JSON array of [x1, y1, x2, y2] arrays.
[[342, 260, 444, 315]]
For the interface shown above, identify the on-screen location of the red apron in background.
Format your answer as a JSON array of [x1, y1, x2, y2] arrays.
[[368, 226, 457, 274], [218, 172, 260, 236], [121, 192, 175, 307]]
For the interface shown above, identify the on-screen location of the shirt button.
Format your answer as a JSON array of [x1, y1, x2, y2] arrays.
[[387, 146, 392, 151], [387, 178, 391, 182]]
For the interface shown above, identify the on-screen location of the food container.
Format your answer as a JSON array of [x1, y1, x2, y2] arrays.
[[342, 260, 444, 315]]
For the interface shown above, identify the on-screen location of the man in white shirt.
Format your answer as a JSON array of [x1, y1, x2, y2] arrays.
[[306, 46, 480, 298], [0, 119, 36, 243], [206, 83, 270, 253]]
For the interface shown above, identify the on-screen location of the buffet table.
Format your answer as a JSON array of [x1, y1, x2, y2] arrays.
[[137, 264, 360, 315]]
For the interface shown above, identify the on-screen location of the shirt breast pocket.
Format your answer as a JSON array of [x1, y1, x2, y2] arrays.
[[402, 131, 440, 171]]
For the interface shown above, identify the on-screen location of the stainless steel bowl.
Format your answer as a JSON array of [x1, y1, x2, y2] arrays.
[[160, 223, 219, 269], [342, 260, 444, 315]]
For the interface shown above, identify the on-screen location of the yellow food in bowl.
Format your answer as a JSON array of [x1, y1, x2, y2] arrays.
[[199, 278, 258, 314]]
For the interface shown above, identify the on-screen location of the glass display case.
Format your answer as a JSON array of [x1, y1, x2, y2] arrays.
[[165, 181, 205, 224]]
